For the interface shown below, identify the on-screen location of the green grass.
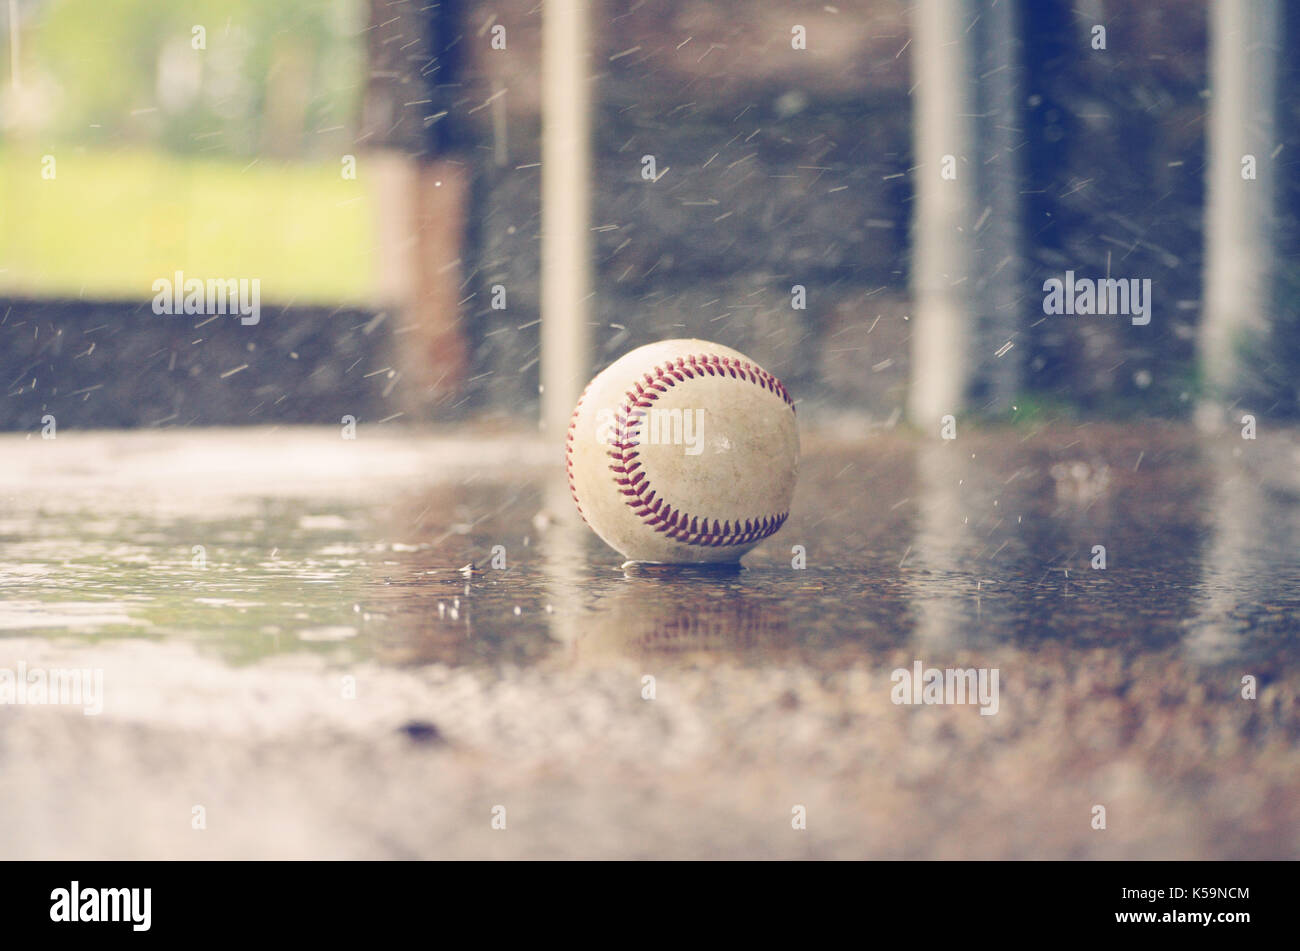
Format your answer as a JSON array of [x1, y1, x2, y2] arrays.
[[0, 148, 376, 305]]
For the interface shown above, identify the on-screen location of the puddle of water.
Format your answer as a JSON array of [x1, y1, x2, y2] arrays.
[[2, 423, 1298, 860], [0, 423, 1295, 673]]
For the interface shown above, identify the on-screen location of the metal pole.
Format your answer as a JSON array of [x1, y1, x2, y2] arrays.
[[908, 0, 976, 425], [1199, 0, 1280, 414], [541, 0, 593, 437]]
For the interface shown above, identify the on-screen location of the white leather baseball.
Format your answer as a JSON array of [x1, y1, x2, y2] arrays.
[[565, 339, 799, 564]]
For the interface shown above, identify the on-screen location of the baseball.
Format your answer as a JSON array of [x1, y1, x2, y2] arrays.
[[565, 339, 799, 564]]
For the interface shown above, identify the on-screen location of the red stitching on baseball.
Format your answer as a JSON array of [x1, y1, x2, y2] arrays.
[[604, 353, 794, 548], [565, 381, 594, 525]]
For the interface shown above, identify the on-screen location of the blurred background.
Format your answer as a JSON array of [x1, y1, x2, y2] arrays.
[[2, 0, 1297, 432]]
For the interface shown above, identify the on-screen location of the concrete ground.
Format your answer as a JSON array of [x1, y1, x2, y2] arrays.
[[1, 422, 1298, 858]]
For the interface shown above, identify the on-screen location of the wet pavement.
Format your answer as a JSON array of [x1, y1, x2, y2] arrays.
[[1, 422, 1298, 858]]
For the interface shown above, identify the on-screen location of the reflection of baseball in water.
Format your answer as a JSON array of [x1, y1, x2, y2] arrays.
[[565, 339, 799, 564], [561, 582, 784, 662]]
